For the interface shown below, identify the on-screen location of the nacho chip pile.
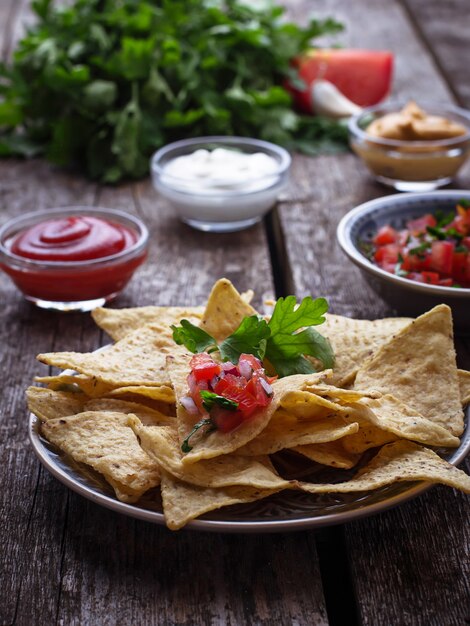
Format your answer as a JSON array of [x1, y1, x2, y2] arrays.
[[28, 279, 470, 530]]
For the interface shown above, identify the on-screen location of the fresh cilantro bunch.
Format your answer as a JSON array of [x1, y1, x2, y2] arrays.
[[172, 295, 335, 377], [0, 0, 345, 182]]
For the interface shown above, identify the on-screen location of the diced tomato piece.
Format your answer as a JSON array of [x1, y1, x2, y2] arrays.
[[420, 271, 440, 285], [238, 353, 263, 372], [406, 214, 437, 234], [438, 278, 453, 286], [374, 244, 400, 265], [246, 372, 272, 408], [289, 49, 393, 111], [373, 225, 398, 246], [462, 237, 470, 251], [190, 353, 221, 381], [401, 251, 431, 272], [398, 229, 410, 247], [429, 241, 454, 274], [210, 406, 244, 433], [452, 251, 468, 283], [187, 373, 209, 412]]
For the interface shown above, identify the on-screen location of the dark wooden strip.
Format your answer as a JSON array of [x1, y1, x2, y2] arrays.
[[401, 0, 470, 108]]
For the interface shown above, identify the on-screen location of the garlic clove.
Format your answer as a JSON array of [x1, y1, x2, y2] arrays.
[[311, 79, 362, 118]]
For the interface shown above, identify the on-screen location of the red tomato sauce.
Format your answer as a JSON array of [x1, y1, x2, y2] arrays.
[[2, 215, 146, 303], [366, 203, 470, 288]]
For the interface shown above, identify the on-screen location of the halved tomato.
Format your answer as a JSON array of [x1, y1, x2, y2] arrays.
[[290, 49, 393, 112]]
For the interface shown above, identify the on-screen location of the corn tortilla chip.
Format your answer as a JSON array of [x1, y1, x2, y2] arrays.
[[320, 314, 411, 385], [199, 278, 258, 341], [42, 411, 161, 503], [280, 390, 349, 419], [238, 413, 359, 456], [298, 440, 470, 494], [84, 398, 176, 427], [354, 305, 464, 437], [108, 384, 175, 404], [292, 441, 361, 469], [160, 470, 285, 530], [353, 395, 460, 448], [129, 418, 292, 490], [27, 387, 86, 422], [458, 370, 470, 406], [35, 374, 116, 397], [37, 323, 185, 387], [92, 306, 205, 341]]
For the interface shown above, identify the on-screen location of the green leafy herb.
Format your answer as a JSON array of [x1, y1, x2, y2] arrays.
[[409, 243, 430, 257], [218, 316, 270, 363], [171, 295, 334, 377], [265, 296, 334, 376], [458, 199, 470, 209], [200, 391, 238, 412], [181, 417, 214, 453], [435, 210, 455, 228], [0, 0, 345, 182], [171, 320, 218, 354]]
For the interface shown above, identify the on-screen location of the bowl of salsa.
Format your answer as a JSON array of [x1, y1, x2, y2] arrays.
[[336, 191, 470, 332], [0, 207, 148, 311]]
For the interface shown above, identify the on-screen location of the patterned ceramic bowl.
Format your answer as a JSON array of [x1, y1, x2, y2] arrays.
[[336, 190, 470, 333]]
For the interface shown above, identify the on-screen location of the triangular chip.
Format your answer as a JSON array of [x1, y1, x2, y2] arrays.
[[168, 353, 330, 464], [298, 440, 470, 494], [292, 441, 361, 469], [129, 418, 292, 490], [238, 413, 359, 456], [37, 323, 185, 387], [92, 306, 205, 341], [354, 305, 464, 436], [320, 314, 411, 385], [83, 398, 176, 427], [35, 374, 116, 397], [27, 387, 86, 422], [458, 370, 470, 406], [108, 384, 175, 404], [199, 278, 257, 341], [160, 471, 285, 530], [41, 411, 161, 502], [353, 395, 460, 448]]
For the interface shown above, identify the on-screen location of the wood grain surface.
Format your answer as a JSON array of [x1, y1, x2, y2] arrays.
[[0, 1, 469, 625]]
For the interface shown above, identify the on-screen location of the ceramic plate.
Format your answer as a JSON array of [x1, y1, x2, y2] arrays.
[[29, 405, 469, 533]]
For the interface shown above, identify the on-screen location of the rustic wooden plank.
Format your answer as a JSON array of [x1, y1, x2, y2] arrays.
[[402, 0, 470, 108], [0, 159, 99, 626], [278, 1, 470, 625]]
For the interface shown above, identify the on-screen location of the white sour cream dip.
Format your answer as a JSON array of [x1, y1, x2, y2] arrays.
[[161, 148, 280, 194]]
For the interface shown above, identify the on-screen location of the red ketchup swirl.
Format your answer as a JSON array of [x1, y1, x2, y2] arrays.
[[10, 216, 137, 262]]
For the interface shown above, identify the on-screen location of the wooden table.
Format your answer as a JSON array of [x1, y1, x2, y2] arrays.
[[1, 1, 469, 624]]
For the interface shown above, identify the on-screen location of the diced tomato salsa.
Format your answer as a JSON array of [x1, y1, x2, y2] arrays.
[[183, 352, 275, 435], [365, 202, 470, 288]]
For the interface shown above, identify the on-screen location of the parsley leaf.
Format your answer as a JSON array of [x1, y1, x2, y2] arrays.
[[265, 296, 334, 376], [171, 296, 334, 378], [171, 320, 217, 354], [218, 316, 270, 363]]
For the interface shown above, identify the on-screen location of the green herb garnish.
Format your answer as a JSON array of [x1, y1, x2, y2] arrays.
[[172, 296, 334, 377], [200, 391, 238, 413], [408, 243, 431, 257], [181, 417, 215, 453], [0, 0, 345, 182]]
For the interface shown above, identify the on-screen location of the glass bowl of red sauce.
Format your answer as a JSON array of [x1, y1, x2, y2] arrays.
[[0, 207, 148, 311]]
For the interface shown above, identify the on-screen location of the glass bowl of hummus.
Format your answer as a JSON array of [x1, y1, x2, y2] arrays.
[[349, 101, 470, 191]]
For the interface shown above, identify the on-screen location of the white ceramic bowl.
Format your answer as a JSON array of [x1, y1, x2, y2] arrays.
[[150, 136, 291, 232]]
